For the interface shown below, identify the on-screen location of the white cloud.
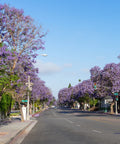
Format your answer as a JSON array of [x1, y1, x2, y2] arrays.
[[35, 60, 62, 75], [34, 60, 73, 75]]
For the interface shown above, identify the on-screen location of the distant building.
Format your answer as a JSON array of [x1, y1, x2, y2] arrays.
[[101, 96, 113, 111]]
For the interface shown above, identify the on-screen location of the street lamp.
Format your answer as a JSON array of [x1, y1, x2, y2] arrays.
[[41, 54, 48, 57]]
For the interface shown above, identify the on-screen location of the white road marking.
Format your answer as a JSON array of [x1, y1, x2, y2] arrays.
[[92, 130, 102, 133], [76, 125, 80, 126], [64, 118, 74, 123]]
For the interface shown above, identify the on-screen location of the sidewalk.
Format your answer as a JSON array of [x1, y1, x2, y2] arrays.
[[0, 109, 47, 144], [0, 118, 37, 144]]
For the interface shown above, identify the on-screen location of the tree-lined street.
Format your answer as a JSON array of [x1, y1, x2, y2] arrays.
[[1, 1, 120, 143], [21, 108, 120, 144]]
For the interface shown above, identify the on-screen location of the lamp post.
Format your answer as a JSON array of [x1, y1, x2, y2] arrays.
[[25, 76, 33, 120], [41, 54, 48, 57]]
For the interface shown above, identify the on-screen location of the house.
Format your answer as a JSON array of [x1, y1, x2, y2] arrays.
[[101, 96, 113, 112]]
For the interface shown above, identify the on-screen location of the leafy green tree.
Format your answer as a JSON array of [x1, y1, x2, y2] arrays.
[[0, 93, 12, 119], [0, 62, 19, 118], [89, 98, 98, 107], [68, 83, 72, 88]]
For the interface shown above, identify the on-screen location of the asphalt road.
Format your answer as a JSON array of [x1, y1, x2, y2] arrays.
[[21, 108, 120, 144]]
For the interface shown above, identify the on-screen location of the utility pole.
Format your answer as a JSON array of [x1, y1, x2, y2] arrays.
[[26, 76, 33, 120]]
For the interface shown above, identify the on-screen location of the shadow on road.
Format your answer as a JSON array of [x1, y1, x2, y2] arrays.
[[57, 108, 120, 118]]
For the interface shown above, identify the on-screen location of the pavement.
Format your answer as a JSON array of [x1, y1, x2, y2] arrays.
[[0, 109, 120, 144], [0, 113, 40, 144]]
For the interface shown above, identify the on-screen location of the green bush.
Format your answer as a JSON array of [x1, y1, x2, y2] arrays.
[[90, 98, 98, 107], [10, 112, 20, 116], [0, 93, 12, 117]]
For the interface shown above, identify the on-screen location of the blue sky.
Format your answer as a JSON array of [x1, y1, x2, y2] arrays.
[[1, 0, 120, 99]]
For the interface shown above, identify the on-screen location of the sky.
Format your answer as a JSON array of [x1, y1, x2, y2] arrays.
[[1, 0, 120, 99]]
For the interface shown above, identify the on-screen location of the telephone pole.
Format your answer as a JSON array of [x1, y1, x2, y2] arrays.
[[26, 76, 33, 120]]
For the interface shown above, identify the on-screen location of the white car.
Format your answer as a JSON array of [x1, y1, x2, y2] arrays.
[[51, 105, 55, 108]]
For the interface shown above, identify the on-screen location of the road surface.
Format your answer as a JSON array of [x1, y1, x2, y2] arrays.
[[21, 108, 120, 144]]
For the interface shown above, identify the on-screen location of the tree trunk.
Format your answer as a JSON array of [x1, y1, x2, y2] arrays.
[[1, 111, 5, 120], [29, 103, 32, 115], [110, 101, 114, 114], [12, 58, 18, 72], [93, 98, 95, 107], [99, 99, 101, 110]]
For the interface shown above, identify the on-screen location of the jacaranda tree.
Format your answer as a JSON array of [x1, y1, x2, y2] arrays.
[[0, 4, 53, 120]]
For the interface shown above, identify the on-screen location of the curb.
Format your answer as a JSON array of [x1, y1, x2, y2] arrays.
[[8, 120, 37, 144], [95, 111, 120, 118], [6, 109, 46, 144], [32, 111, 42, 117], [31, 108, 47, 117]]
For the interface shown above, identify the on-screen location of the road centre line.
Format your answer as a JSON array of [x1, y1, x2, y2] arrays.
[[92, 130, 102, 133], [64, 118, 74, 123]]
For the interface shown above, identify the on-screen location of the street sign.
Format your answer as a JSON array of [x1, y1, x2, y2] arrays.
[[114, 93, 118, 96], [22, 100, 28, 102]]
